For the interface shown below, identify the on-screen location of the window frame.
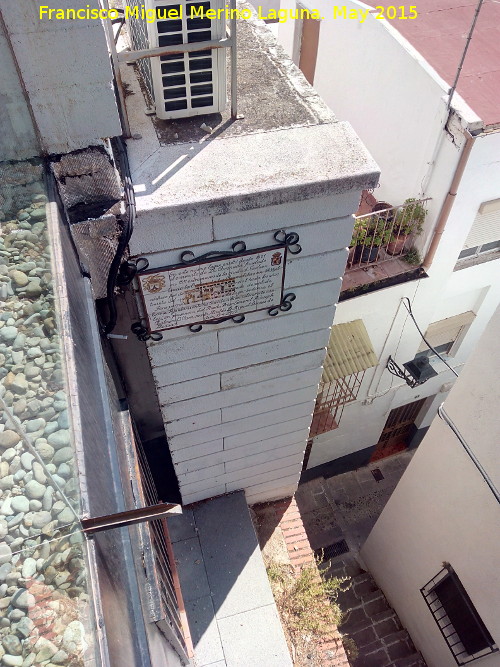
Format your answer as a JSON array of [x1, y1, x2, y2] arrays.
[[458, 240, 500, 261], [421, 564, 498, 664]]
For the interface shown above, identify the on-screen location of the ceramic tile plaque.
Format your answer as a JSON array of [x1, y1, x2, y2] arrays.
[[138, 246, 287, 332]]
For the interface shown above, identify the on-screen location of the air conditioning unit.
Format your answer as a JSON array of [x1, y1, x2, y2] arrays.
[[125, 0, 227, 119]]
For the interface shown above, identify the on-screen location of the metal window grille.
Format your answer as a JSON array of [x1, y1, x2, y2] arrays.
[[421, 565, 498, 665], [310, 371, 364, 437], [131, 424, 188, 658], [347, 198, 430, 269]]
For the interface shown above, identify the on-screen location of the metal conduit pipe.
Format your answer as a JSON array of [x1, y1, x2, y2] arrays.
[[422, 129, 476, 271]]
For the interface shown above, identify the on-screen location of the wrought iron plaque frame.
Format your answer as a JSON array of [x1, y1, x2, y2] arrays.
[[130, 230, 301, 339]]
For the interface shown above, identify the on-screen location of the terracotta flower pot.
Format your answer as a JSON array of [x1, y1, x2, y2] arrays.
[[386, 235, 408, 255]]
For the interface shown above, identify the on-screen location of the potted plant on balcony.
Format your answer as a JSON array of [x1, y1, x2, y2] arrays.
[[386, 198, 426, 255], [350, 215, 392, 264]]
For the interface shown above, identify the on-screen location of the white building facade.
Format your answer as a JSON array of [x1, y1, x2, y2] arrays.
[[274, 0, 500, 475], [361, 306, 500, 667]]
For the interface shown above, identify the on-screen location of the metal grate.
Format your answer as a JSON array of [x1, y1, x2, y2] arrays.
[[126, 0, 154, 99], [70, 215, 125, 300], [421, 565, 498, 664], [133, 425, 188, 655], [310, 371, 365, 437], [50, 148, 122, 223], [315, 539, 350, 562], [371, 468, 384, 482]]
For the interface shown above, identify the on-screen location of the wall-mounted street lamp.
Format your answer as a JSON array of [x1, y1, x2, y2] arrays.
[[385, 297, 459, 388], [386, 355, 438, 388]]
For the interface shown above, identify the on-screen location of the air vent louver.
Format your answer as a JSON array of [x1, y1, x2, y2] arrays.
[[126, 0, 227, 119]]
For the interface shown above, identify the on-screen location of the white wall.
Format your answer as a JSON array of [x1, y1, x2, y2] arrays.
[[277, 0, 481, 206], [307, 252, 499, 469], [284, 3, 500, 471], [361, 307, 500, 667], [141, 191, 366, 506], [1, 0, 121, 157]]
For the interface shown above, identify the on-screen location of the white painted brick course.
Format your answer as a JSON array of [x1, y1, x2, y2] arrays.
[[179, 474, 225, 495], [212, 191, 361, 239], [221, 386, 318, 423], [130, 212, 214, 259], [224, 432, 309, 459], [289, 217, 354, 257], [174, 438, 306, 478], [225, 444, 306, 473], [225, 464, 300, 493], [221, 350, 326, 389], [223, 453, 305, 485], [152, 330, 328, 384], [170, 403, 314, 449], [174, 451, 228, 475], [133, 214, 352, 272], [223, 415, 312, 449], [177, 463, 225, 484], [158, 374, 220, 401], [164, 369, 320, 419], [149, 331, 218, 367], [165, 408, 222, 437], [217, 306, 335, 352], [171, 439, 223, 464], [286, 250, 348, 286], [183, 484, 227, 505]]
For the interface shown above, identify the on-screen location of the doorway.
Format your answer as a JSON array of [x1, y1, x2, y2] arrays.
[[371, 398, 426, 462]]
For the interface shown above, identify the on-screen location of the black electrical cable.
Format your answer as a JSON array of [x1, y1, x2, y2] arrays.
[[402, 297, 459, 377], [103, 137, 136, 335]]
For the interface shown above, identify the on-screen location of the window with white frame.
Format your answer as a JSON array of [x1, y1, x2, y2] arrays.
[[415, 311, 475, 360], [458, 199, 500, 261]]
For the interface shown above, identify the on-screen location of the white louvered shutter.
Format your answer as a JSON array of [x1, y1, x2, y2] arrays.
[[147, 0, 227, 119], [463, 200, 500, 249]]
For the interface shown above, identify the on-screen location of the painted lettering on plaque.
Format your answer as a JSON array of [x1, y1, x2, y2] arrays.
[[138, 247, 286, 332]]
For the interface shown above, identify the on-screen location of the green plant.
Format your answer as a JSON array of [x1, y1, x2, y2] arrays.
[[266, 560, 349, 637], [403, 247, 421, 265], [393, 198, 427, 237], [351, 214, 392, 248]]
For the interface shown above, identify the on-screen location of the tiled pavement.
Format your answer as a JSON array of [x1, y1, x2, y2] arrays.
[[294, 450, 427, 667], [167, 491, 292, 667], [296, 450, 416, 556]]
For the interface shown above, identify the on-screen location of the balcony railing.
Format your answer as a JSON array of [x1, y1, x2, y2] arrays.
[[347, 198, 430, 270]]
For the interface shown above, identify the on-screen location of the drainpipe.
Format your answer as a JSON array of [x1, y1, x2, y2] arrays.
[[422, 130, 476, 271]]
